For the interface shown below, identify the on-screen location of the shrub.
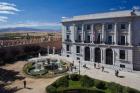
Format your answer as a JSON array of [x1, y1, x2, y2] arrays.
[[80, 75, 94, 87], [70, 74, 81, 81], [95, 80, 106, 90], [126, 87, 140, 93], [46, 85, 56, 93], [55, 76, 69, 88], [108, 82, 124, 93], [58, 88, 105, 93]]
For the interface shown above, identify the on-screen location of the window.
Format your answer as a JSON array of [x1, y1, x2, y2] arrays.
[[120, 24, 126, 30], [77, 25, 82, 30], [108, 36, 112, 44], [66, 26, 70, 31], [86, 24, 91, 30], [77, 57, 80, 60], [76, 46, 80, 53], [107, 24, 113, 30], [120, 50, 125, 59], [66, 45, 70, 51], [120, 36, 125, 45], [66, 35, 70, 40]]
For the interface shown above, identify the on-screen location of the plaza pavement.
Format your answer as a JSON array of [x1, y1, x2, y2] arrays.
[[0, 56, 140, 93], [73, 61, 140, 91]]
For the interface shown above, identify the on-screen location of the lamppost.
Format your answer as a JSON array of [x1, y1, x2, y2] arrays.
[[79, 61, 80, 75]]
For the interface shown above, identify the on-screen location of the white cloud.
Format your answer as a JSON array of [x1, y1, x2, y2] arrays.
[[0, 2, 20, 22], [0, 2, 20, 15], [0, 11, 15, 14], [109, 8, 117, 11], [0, 16, 8, 22], [119, 6, 126, 10], [132, 6, 140, 10], [0, 3, 20, 12], [61, 16, 67, 19], [0, 22, 61, 28], [0, 2, 16, 7]]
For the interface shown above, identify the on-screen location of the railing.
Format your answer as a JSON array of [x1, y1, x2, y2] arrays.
[[75, 40, 82, 43], [118, 41, 129, 45], [105, 41, 115, 45], [84, 40, 91, 43], [93, 41, 103, 44], [65, 39, 72, 42]]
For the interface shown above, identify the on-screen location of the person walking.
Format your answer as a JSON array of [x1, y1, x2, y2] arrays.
[[94, 63, 96, 68], [101, 66, 104, 72], [23, 80, 26, 88]]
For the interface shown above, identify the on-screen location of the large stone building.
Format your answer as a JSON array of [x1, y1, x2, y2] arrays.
[[62, 10, 140, 71]]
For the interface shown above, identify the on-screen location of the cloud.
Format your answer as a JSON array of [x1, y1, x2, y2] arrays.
[[0, 2, 20, 23], [109, 8, 117, 11], [0, 2, 20, 12], [132, 6, 140, 10], [119, 6, 126, 10], [0, 2, 16, 7], [0, 16, 8, 22], [0, 11, 15, 14], [61, 16, 68, 19], [0, 22, 61, 28], [109, 6, 126, 11]]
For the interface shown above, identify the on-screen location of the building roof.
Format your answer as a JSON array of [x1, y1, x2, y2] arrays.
[[62, 10, 140, 22]]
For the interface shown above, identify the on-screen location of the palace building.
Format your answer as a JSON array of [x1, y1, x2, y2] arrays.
[[61, 10, 140, 71]]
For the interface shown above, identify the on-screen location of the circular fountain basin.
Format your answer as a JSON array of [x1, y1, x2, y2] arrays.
[[28, 68, 47, 76]]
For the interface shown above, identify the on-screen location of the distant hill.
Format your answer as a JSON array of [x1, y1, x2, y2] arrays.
[[0, 27, 61, 32]]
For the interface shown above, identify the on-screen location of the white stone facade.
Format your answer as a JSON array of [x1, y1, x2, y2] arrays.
[[62, 10, 140, 71]]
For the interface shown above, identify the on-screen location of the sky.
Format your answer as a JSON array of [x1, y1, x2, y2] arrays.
[[0, 0, 140, 30]]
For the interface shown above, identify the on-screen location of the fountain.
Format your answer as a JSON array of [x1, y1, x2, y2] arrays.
[[26, 51, 68, 77]]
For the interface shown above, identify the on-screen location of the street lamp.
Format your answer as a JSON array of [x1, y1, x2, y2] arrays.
[[79, 61, 80, 75]]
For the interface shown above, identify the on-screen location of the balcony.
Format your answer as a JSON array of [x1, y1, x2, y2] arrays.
[[93, 41, 103, 44], [66, 30, 71, 34], [75, 39, 82, 43], [65, 39, 72, 42], [105, 41, 115, 45], [118, 41, 129, 45], [84, 40, 91, 43]]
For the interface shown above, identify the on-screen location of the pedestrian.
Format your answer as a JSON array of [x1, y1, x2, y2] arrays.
[[23, 80, 26, 88], [101, 66, 104, 72], [116, 70, 119, 77], [94, 63, 96, 68]]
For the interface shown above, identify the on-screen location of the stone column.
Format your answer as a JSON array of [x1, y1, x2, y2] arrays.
[[81, 24, 84, 43], [102, 48, 106, 64], [53, 47, 55, 55], [102, 23, 105, 43], [114, 23, 118, 45], [91, 24, 94, 43], [92, 47, 95, 62], [62, 25, 66, 42], [47, 46, 50, 55], [71, 24, 76, 43], [128, 21, 132, 45]]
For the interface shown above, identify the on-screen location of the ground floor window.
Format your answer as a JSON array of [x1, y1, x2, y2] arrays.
[[119, 50, 125, 59], [66, 45, 70, 51], [77, 57, 80, 60], [76, 46, 80, 53]]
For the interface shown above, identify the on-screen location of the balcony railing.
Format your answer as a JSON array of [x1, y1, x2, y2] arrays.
[[65, 39, 72, 42], [118, 41, 129, 45], [84, 40, 91, 43], [75, 40, 82, 43], [93, 41, 103, 44], [105, 41, 115, 45]]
